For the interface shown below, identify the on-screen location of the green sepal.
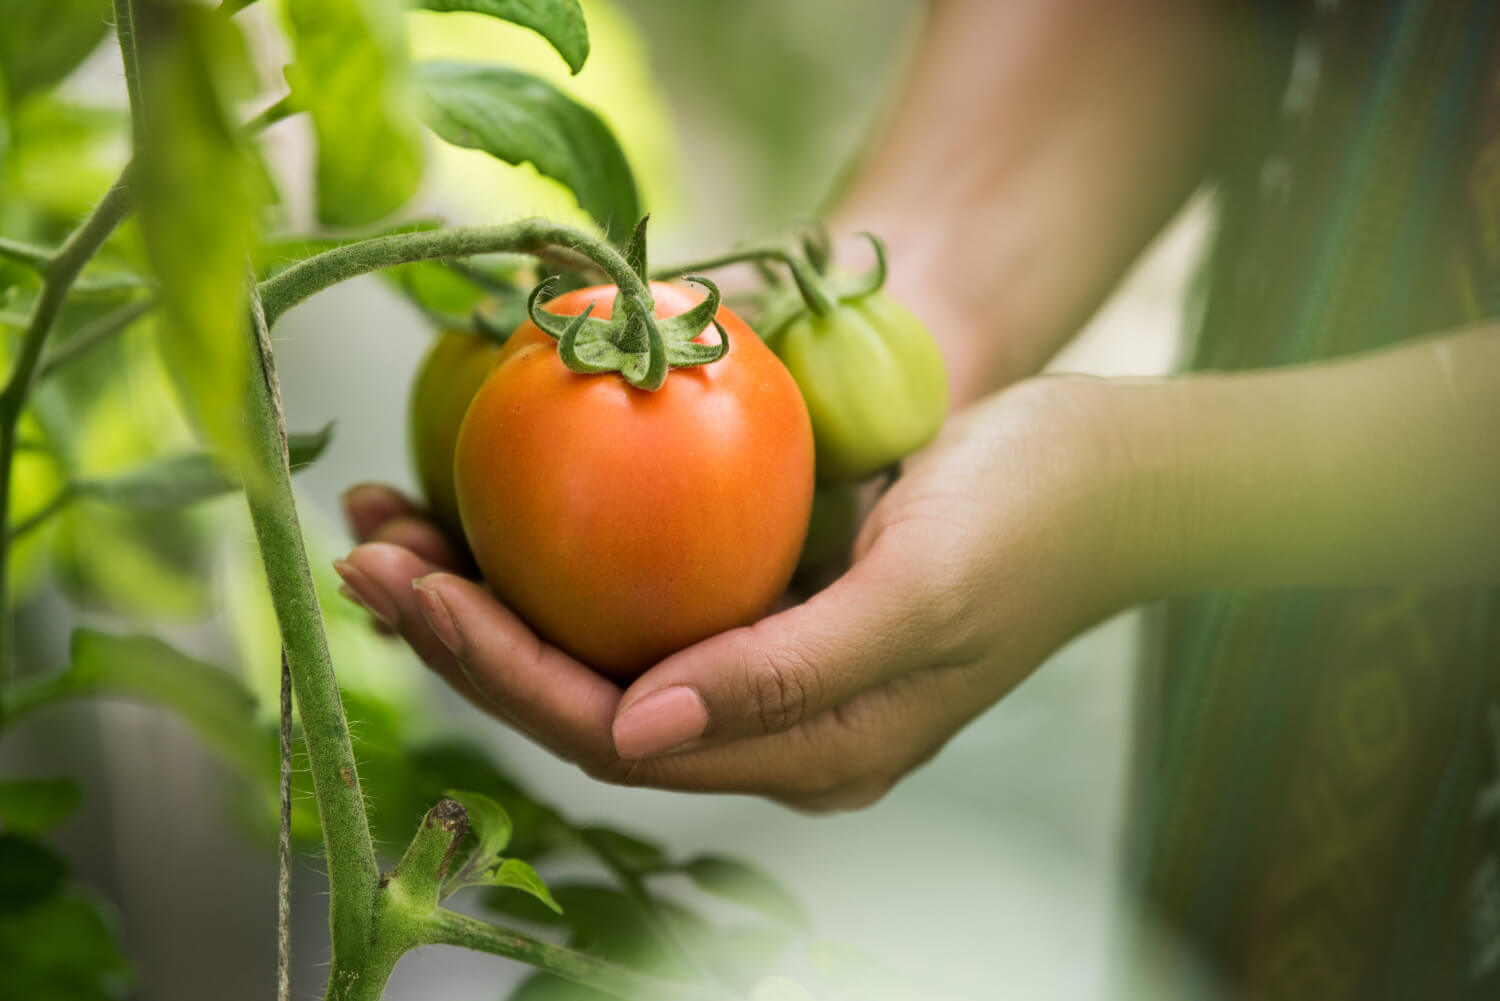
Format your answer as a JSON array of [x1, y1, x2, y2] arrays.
[[657, 276, 729, 369], [524, 274, 729, 391], [621, 296, 668, 391]]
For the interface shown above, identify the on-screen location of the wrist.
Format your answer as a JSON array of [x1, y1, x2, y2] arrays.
[[1053, 375, 1201, 608]]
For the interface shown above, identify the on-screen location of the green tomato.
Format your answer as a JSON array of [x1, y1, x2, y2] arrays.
[[797, 481, 860, 574], [774, 292, 948, 482]]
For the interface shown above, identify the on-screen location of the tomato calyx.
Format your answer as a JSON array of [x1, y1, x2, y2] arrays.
[[524, 275, 729, 391]]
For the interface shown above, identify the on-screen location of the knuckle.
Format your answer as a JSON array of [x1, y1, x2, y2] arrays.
[[741, 637, 822, 735]]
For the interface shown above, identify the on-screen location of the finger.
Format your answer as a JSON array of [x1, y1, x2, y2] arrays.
[[406, 572, 623, 767], [370, 515, 467, 572], [341, 483, 423, 542], [612, 521, 966, 759], [604, 662, 985, 809], [337, 543, 483, 705]]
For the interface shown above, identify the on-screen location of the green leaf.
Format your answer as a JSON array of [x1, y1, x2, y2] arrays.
[[285, 0, 425, 226], [0, 0, 110, 109], [415, 62, 640, 242], [0, 780, 81, 836], [0, 835, 67, 914], [440, 790, 560, 912], [134, 3, 263, 471], [0, 886, 132, 1000], [71, 425, 333, 510], [413, 0, 589, 74], [487, 858, 562, 914], [6, 631, 273, 787], [681, 855, 808, 931], [440, 788, 512, 894]]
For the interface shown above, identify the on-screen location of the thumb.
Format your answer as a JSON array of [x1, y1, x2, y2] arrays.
[[611, 529, 962, 758]]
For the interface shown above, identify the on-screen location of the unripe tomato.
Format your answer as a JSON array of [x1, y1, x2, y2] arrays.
[[774, 292, 948, 482], [454, 282, 815, 679], [796, 481, 859, 574], [408, 330, 505, 534]]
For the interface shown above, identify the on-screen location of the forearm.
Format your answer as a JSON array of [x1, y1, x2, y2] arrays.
[[829, 0, 1235, 404], [1109, 326, 1500, 595]]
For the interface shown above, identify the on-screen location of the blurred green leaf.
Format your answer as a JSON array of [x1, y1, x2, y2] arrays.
[[6, 631, 274, 787], [415, 62, 640, 242], [71, 424, 333, 510], [285, 0, 425, 226], [0, 0, 110, 109], [680, 855, 807, 931], [0, 835, 67, 914], [51, 505, 213, 619], [577, 825, 666, 875], [414, 0, 589, 74], [1, 98, 129, 223], [134, 2, 262, 470], [0, 779, 82, 836], [0, 886, 131, 1001]]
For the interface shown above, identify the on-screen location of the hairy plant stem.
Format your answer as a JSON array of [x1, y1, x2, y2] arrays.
[[0, 172, 134, 703], [258, 219, 648, 327], [277, 648, 293, 1001], [243, 281, 381, 995]]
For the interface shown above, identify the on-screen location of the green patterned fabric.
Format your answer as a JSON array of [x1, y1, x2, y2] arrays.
[[1127, 3, 1500, 998]]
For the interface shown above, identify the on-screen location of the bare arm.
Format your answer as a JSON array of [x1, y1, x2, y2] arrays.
[[831, 0, 1238, 403]]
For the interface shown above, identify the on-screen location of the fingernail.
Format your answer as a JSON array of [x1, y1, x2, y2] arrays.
[[332, 559, 397, 626], [413, 577, 463, 656], [613, 687, 709, 759]]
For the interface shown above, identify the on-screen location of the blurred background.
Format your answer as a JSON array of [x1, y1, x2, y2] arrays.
[[3, 1, 1220, 997]]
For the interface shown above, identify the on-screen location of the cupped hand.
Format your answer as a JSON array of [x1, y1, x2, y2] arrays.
[[336, 378, 1144, 811]]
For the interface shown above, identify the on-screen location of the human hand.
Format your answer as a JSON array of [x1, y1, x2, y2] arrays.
[[336, 378, 1149, 810]]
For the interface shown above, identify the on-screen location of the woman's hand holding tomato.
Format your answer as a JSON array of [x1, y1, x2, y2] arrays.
[[336, 377, 1147, 810]]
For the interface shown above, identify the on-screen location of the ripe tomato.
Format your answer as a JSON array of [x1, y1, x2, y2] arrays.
[[454, 282, 815, 679], [409, 330, 505, 534], [774, 291, 948, 482]]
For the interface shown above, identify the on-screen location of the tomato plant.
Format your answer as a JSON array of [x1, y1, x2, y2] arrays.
[[455, 279, 815, 678], [1, 2, 825, 1000]]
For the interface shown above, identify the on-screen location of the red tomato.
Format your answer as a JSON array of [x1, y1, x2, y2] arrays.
[[453, 281, 815, 679]]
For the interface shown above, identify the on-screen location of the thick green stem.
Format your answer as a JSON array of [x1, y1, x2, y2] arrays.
[[243, 281, 381, 982], [258, 220, 649, 328], [418, 911, 716, 1001], [0, 173, 134, 701]]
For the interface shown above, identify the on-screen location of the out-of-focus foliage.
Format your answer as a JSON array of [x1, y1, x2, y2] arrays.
[[415, 0, 590, 75], [415, 61, 640, 242], [0, 760, 131, 1001], [408, 0, 678, 239], [284, 0, 426, 226], [0, 0, 110, 113], [134, 1, 264, 473]]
